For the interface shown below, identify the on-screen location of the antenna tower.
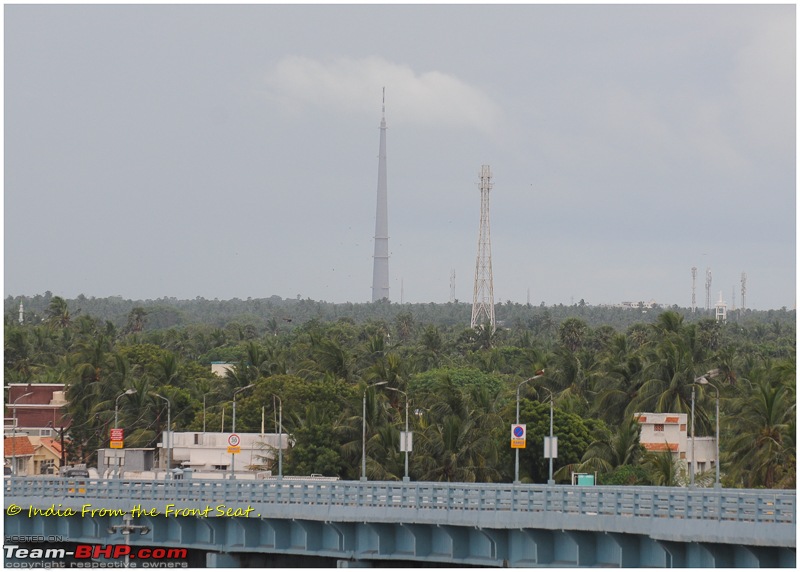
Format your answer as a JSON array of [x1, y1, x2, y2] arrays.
[[705, 267, 712, 313], [449, 269, 456, 303], [18, 302, 23, 325], [741, 272, 747, 311], [691, 267, 697, 313], [371, 88, 390, 301], [471, 165, 496, 331]]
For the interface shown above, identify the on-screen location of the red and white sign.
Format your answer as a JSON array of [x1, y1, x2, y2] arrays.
[[228, 433, 241, 447], [110, 428, 124, 450], [510, 424, 526, 449]]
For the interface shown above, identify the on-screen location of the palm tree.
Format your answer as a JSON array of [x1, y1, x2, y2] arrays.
[[554, 416, 644, 482], [725, 374, 795, 488], [413, 378, 502, 482], [46, 296, 75, 329], [642, 449, 683, 486]]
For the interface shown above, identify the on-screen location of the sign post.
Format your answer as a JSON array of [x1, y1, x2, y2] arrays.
[[110, 428, 124, 449], [227, 433, 241, 455], [510, 424, 526, 449]]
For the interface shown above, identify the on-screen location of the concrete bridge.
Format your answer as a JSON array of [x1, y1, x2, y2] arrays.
[[4, 477, 796, 567]]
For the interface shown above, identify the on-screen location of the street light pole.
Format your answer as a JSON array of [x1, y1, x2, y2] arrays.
[[11, 392, 33, 476], [230, 384, 255, 479], [690, 385, 696, 487], [114, 389, 137, 430], [361, 381, 387, 481], [152, 394, 171, 479], [545, 387, 555, 485], [387, 387, 410, 481], [514, 370, 545, 484], [272, 394, 283, 479], [697, 377, 721, 488]]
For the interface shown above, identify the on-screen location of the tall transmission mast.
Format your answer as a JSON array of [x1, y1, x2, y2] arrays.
[[741, 272, 747, 312], [449, 269, 456, 303], [691, 267, 697, 313], [705, 267, 712, 313], [471, 165, 496, 331], [371, 88, 390, 301]]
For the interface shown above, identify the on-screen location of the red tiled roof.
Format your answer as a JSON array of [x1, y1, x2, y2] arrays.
[[38, 437, 63, 456], [665, 416, 680, 423], [4, 436, 34, 456]]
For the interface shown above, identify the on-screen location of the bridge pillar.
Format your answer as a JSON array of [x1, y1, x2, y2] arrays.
[[336, 559, 372, 568], [656, 539, 686, 567], [565, 530, 596, 566], [398, 523, 432, 558], [206, 552, 242, 566], [605, 532, 640, 567], [517, 529, 554, 565]]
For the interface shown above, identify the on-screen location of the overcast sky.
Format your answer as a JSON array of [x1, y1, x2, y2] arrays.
[[4, 4, 796, 310]]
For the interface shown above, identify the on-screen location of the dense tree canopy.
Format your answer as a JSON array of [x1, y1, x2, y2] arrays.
[[4, 294, 795, 488]]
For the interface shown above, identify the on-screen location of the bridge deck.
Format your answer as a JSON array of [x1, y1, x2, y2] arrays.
[[4, 478, 796, 567]]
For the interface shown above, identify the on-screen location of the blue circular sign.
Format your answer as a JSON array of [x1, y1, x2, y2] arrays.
[[513, 426, 524, 438]]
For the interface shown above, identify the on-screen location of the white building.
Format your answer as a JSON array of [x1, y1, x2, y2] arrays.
[[635, 412, 716, 475], [160, 431, 289, 476]]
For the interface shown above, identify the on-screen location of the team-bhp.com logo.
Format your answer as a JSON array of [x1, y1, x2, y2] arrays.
[[5, 544, 188, 568]]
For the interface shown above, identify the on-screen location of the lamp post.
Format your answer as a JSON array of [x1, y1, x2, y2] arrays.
[[691, 369, 720, 488], [272, 394, 283, 480], [387, 387, 410, 481], [697, 377, 721, 488], [114, 389, 137, 429], [514, 370, 545, 484], [230, 384, 255, 479], [540, 386, 556, 485], [152, 394, 171, 478], [11, 392, 33, 476], [361, 381, 388, 481], [690, 384, 696, 487]]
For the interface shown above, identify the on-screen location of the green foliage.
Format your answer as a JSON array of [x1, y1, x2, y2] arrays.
[[3, 294, 795, 488], [410, 366, 503, 396], [599, 464, 650, 486]]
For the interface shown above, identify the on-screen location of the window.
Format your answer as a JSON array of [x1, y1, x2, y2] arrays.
[[680, 424, 686, 432], [654, 423, 665, 432], [40, 459, 55, 475]]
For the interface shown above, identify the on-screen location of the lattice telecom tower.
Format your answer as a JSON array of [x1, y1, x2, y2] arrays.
[[471, 165, 496, 331], [691, 267, 697, 313], [371, 89, 390, 302], [705, 267, 712, 313]]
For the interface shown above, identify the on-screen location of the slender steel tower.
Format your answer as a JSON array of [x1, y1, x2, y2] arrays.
[[691, 267, 697, 313], [471, 165, 496, 331], [371, 88, 390, 301], [741, 272, 747, 312]]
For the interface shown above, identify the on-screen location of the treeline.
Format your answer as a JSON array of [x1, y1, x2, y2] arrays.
[[5, 291, 795, 333], [3, 294, 795, 488]]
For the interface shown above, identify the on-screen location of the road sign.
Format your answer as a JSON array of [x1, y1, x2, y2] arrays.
[[110, 428, 124, 449], [228, 433, 241, 447], [400, 431, 413, 453], [544, 436, 558, 458], [227, 446, 241, 454], [510, 424, 526, 449]]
